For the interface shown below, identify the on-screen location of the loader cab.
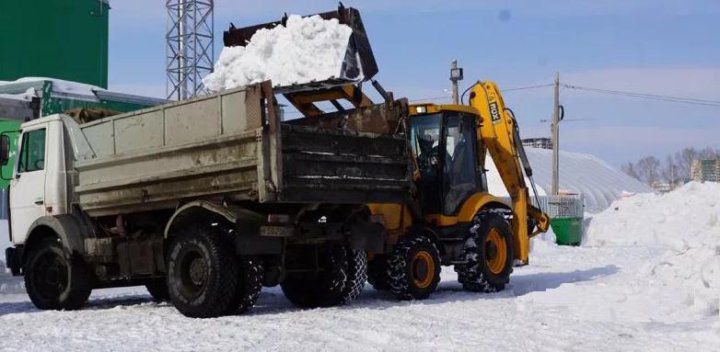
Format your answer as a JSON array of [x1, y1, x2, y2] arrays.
[[408, 105, 486, 221]]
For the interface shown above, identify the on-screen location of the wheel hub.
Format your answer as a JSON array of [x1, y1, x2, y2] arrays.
[[411, 251, 435, 289], [33, 252, 68, 299], [188, 258, 208, 286], [484, 229, 508, 275], [485, 241, 498, 261]]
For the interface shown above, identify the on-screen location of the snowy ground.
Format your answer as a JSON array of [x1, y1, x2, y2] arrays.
[[1, 184, 719, 351]]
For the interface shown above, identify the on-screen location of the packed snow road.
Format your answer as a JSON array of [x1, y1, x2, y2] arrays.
[[1, 183, 719, 351]]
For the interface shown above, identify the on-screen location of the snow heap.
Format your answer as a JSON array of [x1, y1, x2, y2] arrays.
[[585, 182, 720, 316], [203, 15, 354, 91]]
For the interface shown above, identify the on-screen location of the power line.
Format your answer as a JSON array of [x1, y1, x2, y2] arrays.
[[502, 83, 554, 92], [410, 83, 554, 103], [563, 84, 720, 107]]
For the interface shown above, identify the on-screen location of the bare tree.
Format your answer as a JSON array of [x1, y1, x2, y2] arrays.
[[622, 146, 720, 186], [673, 147, 698, 181], [636, 156, 661, 184], [621, 162, 640, 180], [661, 155, 679, 185]]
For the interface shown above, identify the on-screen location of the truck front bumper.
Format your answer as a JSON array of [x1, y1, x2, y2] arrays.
[[5, 247, 22, 276]]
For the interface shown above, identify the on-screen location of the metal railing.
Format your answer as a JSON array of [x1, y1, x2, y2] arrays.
[[535, 194, 584, 218]]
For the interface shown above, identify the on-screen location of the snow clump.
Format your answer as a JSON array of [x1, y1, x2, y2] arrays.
[[203, 15, 353, 91]]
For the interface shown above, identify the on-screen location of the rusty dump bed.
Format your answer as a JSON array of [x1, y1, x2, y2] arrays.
[[73, 82, 411, 217]]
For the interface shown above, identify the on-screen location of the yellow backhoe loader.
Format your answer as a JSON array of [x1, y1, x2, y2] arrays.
[[367, 81, 550, 300]]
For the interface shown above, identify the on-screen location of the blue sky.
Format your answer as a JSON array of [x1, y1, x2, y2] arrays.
[[107, 0, 720, 166]]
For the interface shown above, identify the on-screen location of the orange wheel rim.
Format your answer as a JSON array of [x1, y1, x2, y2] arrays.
[[485, 229, 507, 275], [412, 251, 435, 289]]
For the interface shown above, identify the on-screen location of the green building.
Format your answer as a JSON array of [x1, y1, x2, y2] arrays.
[[0, 0, 110, 88]]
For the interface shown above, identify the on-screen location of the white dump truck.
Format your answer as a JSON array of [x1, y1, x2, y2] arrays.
[[1, 81, 410, 317]]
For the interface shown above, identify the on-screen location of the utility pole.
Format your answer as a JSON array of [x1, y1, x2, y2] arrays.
[[449, 60, 463, 104], [551, 72, 560, 195]]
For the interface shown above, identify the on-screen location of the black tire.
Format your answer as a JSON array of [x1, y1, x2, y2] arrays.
[[166, 225, 239, 318], [387, 236, 441, 300], [367, 254, 390, 291], [457, 212, 514, 293], [24, 238, 92, 310], [146, 279, 169, 302], [281, 245, 347, 308], [227, 257, 264, 314], [341, 248, 367, 304]]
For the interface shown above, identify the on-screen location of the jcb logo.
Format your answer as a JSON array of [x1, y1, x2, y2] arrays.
[[489, 102, 501, 124]]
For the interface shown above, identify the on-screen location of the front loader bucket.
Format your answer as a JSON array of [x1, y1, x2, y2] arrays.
[[223, 5, 379, 87]]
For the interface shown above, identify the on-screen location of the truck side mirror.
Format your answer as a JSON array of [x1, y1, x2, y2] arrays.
[[0, 134, 9, 166]]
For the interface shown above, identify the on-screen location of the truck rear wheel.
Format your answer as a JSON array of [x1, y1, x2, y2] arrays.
[[227, 257, 264, 314], [146, 279, 169, 302], [341, 248, 367, 304], [457, 212, 514, 292], [386, 236, 441, 300], [167, 225, 239, 318], [367, 254, 390, 291], [281, 244, 348, 308], [24, 238, 92, 310]]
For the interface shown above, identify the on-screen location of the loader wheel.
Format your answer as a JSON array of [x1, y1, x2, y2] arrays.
[[457, 212, 513, 292], [227, 257, 264, 314], [146, 279, 169, 302], [341, 248, 367, 304], [386, 236, 441, 300], [281, 245, 348, 308], [367, 254, 390, 291], [24, 238, 92, 310], [167, 225, 239, 318]]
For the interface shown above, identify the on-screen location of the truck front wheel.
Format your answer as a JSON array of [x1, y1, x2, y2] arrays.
[[167, 225, 239, 318], [24, 238, 92, 310]]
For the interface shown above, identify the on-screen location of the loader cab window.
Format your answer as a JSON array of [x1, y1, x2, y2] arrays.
[[409, 114, 443, 214], [409, 112, 482, 216], [443, 113, 481, 214], [17, 128, 46, 173]]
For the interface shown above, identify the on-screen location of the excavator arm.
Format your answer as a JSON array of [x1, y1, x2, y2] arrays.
[[468, 81, 550, 264]]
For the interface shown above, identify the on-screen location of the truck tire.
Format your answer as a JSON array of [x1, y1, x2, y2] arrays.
[[386, 236, 441, 300], [341, 248, 367, 304], [167, 225, 239, 318], [227, 257, 264, 314], [457, 212, 514, 292], [281, 245, 348, 308], [367, 254, 390, 291], [24, 238, 92, 310], [146, 280, 169, 302]]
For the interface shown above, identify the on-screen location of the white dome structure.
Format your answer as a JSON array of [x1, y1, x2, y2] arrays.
[[485, 148, 653, 213]]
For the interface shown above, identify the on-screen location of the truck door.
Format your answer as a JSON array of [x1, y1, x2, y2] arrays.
[[10, 126, 47, 244]]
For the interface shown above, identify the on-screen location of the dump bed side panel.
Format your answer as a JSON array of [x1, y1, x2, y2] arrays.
[[75, 87, 268, 216]]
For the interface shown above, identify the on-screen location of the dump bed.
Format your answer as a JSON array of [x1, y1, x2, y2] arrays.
[[73, 83, 411, 217]]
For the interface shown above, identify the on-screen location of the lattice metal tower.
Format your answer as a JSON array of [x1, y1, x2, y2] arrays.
[[166, 0, 214, 100]]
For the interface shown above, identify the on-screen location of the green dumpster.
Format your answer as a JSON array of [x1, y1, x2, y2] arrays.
[[550, 217, 583, 246], [542, 194, 584, 246]]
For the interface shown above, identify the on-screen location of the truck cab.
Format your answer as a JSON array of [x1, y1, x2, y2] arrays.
[[2, 115, 81, 275]]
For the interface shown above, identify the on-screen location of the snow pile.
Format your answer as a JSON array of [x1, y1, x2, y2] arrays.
[[0, 87, 37, 102], [203, 15, 354, 91], [585, 182, 720, 316]]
